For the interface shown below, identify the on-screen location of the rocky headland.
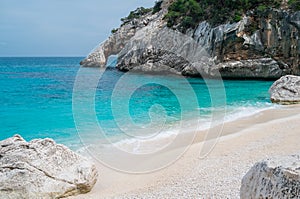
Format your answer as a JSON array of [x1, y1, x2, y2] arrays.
[[80, 0, 300, 79]]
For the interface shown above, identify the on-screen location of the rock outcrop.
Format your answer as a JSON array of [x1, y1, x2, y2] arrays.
[[240, 154, 300, 199], [269, 75, 300, 104], [79, 1, 170, 68], [0, 135, 98, 199], [211, 58, 286, 79], [81, 0, 300, 79], [116, 26, 208, 76]]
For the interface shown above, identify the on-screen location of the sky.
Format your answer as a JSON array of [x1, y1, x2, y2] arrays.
[[0, 0, 155, 57]]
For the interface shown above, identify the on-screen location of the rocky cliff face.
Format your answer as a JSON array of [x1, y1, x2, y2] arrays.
[[79, 0, 171, 67], [81, 0, 300, 79]]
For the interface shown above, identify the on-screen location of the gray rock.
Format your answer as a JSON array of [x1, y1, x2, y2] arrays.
[[80, 0, 169, 67], [240, 154, 300, 199], [269, 75, 300, 104], [0, 135, 98, 199], [79, 21, 139, 67], [81, 1, 300, 79], [211, 58, 286, 79], [116, 26, 208, 76], [290, 11, 300, 30]]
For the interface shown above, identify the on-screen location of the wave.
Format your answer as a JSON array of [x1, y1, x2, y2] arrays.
[[76, 102, 276, 155]]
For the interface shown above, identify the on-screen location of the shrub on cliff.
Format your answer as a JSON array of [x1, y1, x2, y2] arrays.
[[153, 0, 163, 14], [165, 0, 282, 32], [121, 7, 152, 24], [111, 28, 118, 34], [164, 0, 203, 32], [289, 0, 300, 11]]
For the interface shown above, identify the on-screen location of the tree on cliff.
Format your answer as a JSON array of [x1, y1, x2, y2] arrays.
[[165, 0, 287, 32]]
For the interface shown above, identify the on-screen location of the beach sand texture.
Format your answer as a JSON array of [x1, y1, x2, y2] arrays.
[[70, 105, 300, 198]]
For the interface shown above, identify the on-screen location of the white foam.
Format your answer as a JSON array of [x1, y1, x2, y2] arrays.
[[224, 103, 274, 123], [76, 103, 276, 154]]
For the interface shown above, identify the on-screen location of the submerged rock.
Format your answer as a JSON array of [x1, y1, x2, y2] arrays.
[[240, 154, 300, 199], [0, 135, 98, 199], [269, 75, 300, 104]]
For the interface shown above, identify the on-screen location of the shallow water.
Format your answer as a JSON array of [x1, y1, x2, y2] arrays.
[[0, 57, 274, 150]]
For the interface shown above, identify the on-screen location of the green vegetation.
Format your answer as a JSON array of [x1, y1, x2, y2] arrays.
[[165, 0, 282, 32], [164, 0, 203, 32], [121, 7, 152, 24], [153, 1, 163, 14], [111, 28, 118, 34], [257, 5, 268, 12], [288, 0, 300, 11]]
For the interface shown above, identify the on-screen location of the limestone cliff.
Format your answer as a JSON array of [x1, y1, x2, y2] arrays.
[[80, 0, 300, 79]]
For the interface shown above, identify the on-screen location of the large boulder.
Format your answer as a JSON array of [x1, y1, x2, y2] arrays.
[[240, 154, 300, 199], [0, 135, 98, 199], [269, 75, 300, 104]]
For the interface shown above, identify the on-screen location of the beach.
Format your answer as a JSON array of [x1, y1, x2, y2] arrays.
[[1, 0, 300, 198], [70, 105, 300, 198]]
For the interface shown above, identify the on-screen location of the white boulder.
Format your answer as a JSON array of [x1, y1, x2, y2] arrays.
[[270, 75, 300, 104], [241, 154, 300, 199], [0, 135, 98, 198]]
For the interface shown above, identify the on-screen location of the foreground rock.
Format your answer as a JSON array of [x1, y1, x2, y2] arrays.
[[0, 135, 98, 199], [240, 154, 300, 199], [269, 75, 300, 104]]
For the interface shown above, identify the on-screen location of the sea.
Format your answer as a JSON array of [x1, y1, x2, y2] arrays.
[[0, 57, 275, 152]]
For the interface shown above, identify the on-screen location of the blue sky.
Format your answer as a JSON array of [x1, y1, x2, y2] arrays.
[[0, 0, 155, 57]]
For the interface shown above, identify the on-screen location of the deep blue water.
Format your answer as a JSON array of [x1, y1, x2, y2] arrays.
[[0, 57, 274, 150]]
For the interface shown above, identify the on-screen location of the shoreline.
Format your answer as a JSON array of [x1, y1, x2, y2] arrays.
[[71, 104, 300, 198], [77, 103, 275, 155]]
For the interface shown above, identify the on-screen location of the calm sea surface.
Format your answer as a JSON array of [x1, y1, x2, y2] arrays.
[[0, 57, 274, 150]]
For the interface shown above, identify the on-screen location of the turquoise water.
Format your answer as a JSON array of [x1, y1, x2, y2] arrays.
[[0, 57, 274, 150]]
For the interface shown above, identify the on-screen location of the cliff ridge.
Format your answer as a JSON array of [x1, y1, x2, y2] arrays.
[[81, 0, 300, 79]]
